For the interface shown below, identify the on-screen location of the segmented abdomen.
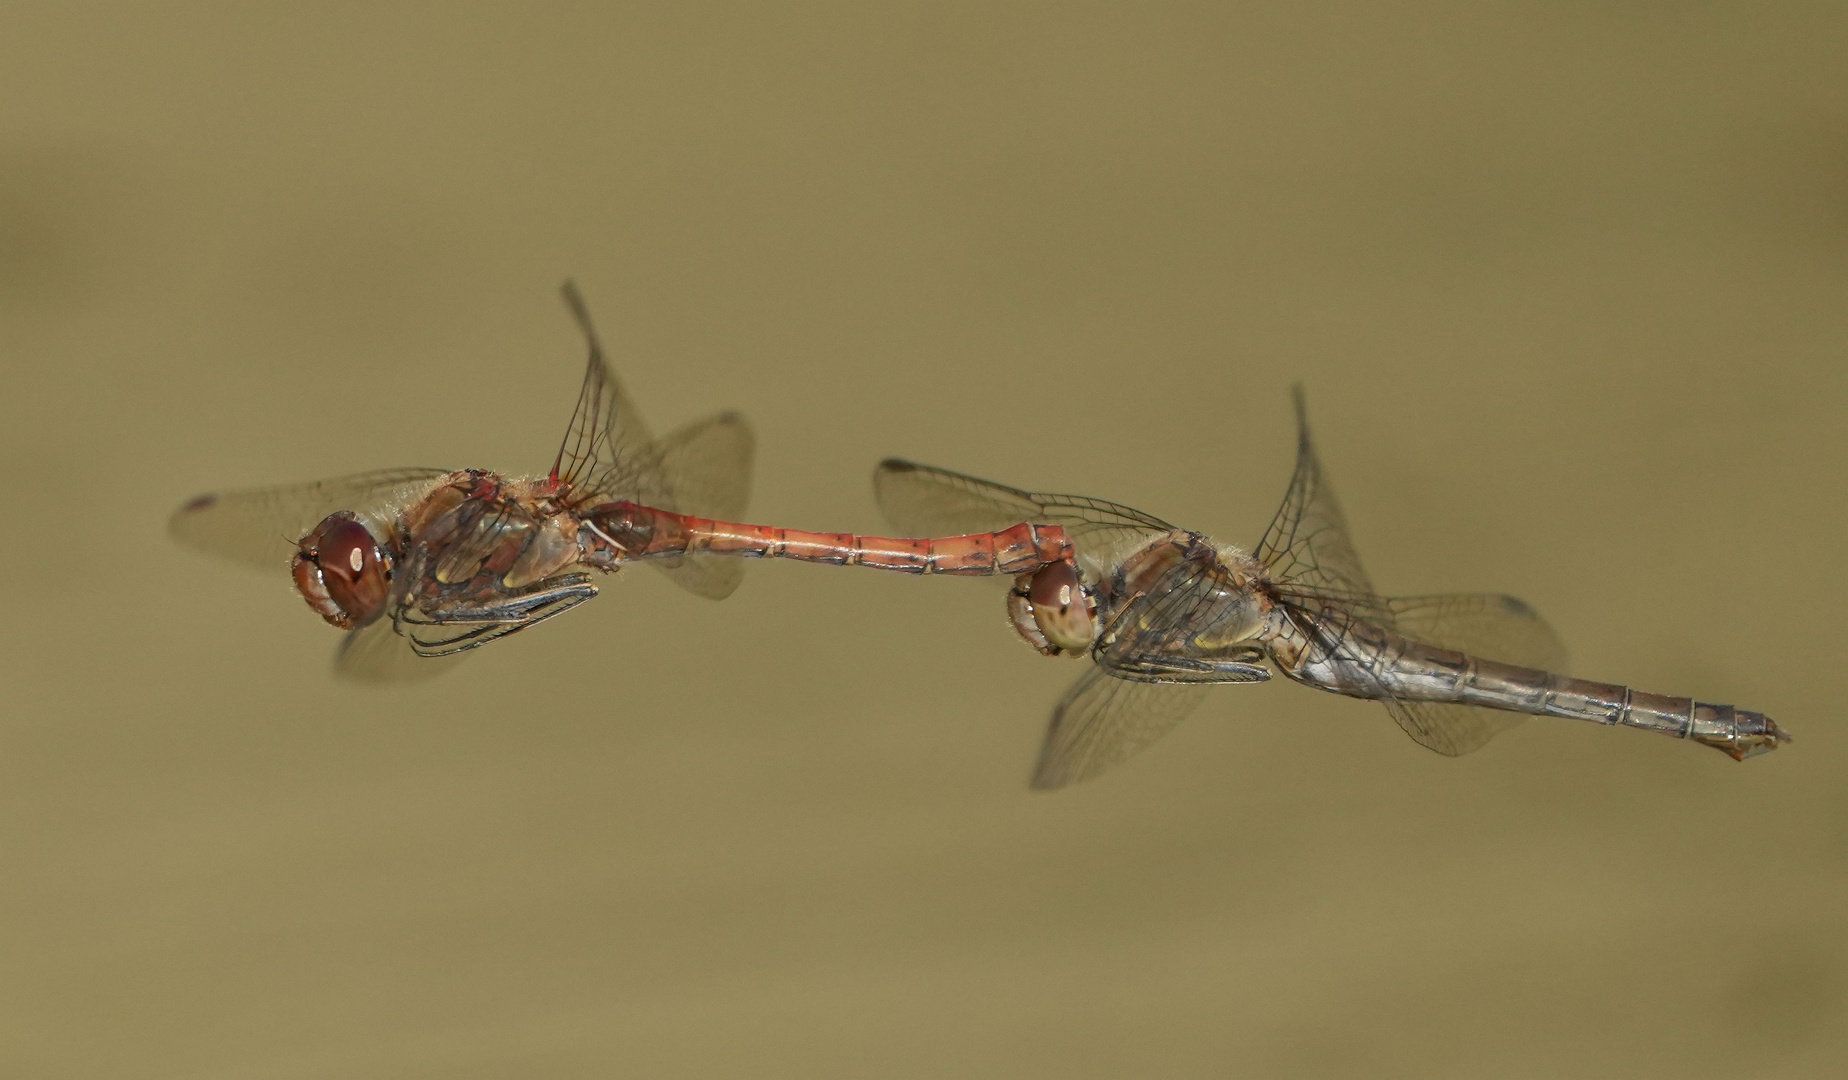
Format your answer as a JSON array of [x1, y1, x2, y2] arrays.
[[583, 502, 1073, 576], [1267, 611, 1790, 760]]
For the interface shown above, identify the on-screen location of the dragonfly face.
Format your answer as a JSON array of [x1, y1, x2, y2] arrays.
[[1007, 560, 1099, 655], [291, 512, 395, 629]]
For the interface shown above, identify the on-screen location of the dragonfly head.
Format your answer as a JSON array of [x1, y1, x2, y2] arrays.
[[292, 512, 393, 629], [1008, 559, 1098, 656]]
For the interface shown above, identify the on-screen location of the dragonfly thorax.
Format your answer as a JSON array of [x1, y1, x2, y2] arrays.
[[1102, 532, 1272, 653], [402, 472, 589, 592]]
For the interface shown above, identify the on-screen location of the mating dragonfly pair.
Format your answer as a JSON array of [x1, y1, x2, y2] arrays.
[[171, 286, 1791, 787]]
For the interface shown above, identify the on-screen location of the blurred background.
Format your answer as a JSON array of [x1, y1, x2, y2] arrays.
[[3, 4, 1844, 1077]]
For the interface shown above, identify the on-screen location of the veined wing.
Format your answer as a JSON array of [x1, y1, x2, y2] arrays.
[[551, 283, 755, 600], [653, 411, 754, 521], [1258, 390, 1565, 757], [1031, 663, 1210, 789], [169, 468, 451, 572], [873, 459, 1175, 583], [1277, 591, 1570, 756], [1386, 593, 1569, 673], [645, 410, 756, 599], [550, 282, 659, 502], [552, 282, 754, 516], [1383, 698, 1522, 757], [1374, 593, 1569, 756], [1255, 386, 1390, 625]]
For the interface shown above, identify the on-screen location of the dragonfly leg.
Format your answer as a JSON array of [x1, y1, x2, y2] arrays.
[[1098, 644, 1271, 684], [397, 573, 598, 656]]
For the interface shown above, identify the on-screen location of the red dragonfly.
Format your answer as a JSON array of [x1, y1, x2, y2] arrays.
[[170, 285, 1076, 680], [873, 391, 1792, 788]]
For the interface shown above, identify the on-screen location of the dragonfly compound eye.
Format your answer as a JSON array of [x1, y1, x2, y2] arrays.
[[291, 512, 390, 629], [1023, 560, 1097, 654]]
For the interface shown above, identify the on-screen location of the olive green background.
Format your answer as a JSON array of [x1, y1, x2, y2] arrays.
[[3, 4, 1844, 1078]]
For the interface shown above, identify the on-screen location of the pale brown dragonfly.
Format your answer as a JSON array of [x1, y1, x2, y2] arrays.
[[170, 285, 1075, 680], [874, 391, 1792, 788]]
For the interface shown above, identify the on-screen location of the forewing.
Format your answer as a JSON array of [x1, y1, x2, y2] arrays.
[[1031, 663, 1209, 789], [550, 282, 660, 503], [873, 459, 1175, 583], [875, 458, 1049, 534], [169, 468, 450, 572], [551, 284, 754, 601], [1255, 387, 1389, 624], [645, 411, 755, 600], [1256, 393, 1564, 758]]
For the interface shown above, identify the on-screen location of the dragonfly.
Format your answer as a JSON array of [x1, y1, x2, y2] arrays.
[[873, 389, 1793, 788], [169, 284, 1076, 680]]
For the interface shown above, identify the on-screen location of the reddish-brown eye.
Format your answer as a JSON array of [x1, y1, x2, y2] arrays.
[[316, 518, 376, 584], [1025, 560, 1096, 653], [291, 512, 391, 628]]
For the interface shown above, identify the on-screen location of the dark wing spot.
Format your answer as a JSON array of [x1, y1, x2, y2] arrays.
[[180, 493, 217, 513]]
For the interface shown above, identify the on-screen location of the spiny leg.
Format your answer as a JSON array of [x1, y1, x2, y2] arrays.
[[398, 574, 598, 657]]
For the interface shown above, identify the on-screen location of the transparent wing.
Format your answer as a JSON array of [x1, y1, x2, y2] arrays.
[[1268, 606, 1476, 755], [1256, 392, 1569, 757], [1385, 593, 1569, 673], [873, 459, 1176, 583], [550, 282, 659, 503], [647, 556, 742, 601], [333, 614, 468, 683], [550, 283, 754, 601], [1372, 593, 1570, 756], [1031, 663, 1210, 789], [874, 459, 1049, 534], [1254, 386, 1391, 625], [645, 411, 755, 600], [1276, 591, 1569, 756], [169, 468, 451, 572], [1380, 698, 1522, 757], [652, 411, 754, 520]]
